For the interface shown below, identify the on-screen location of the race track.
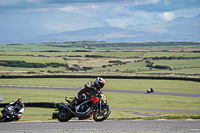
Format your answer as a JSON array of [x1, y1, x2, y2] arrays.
[[0, 120, 200, 133], [1, 85, 200, 97], [1, 85, 200, 132], [1, 85, 200, 114]]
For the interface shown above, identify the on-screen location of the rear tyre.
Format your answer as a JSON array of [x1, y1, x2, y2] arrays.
[[58, 108, 73, 122], [0, 115, 3, 122], [0, 115, 6, 122], [93, 105, 110, 122]]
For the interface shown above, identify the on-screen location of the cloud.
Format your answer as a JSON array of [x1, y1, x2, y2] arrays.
[[0, 0, 21, 5], [157, 11, 175, 21], [0, 0, 200, 34], [26, 0, 42, 4], [173, 7, 200, 18]]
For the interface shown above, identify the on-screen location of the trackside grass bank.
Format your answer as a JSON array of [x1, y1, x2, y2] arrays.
[[0, 107, 199, 121], [0, 86, 199, 121], [0, 78, 200, 94]]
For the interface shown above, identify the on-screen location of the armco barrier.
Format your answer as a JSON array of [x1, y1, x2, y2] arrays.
[[0, 103, 7, 108], [0, 102, 60, 108], [1, 74, 200, 82]]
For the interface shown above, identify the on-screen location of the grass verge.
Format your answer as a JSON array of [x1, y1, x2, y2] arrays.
[[0, 87, 199, 121], [0, 78, 200, 94]]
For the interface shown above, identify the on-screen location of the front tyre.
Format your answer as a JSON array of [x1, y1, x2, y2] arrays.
[[93, 105, 110, 122], [58, 108, 73, 122]]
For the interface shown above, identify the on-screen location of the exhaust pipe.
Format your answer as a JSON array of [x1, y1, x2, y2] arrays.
[[60, 102, 77, 116]]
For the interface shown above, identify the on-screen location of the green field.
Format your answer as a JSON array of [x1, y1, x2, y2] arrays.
[[0, 78, 200, 94], [0, 78, 200, 121], [143, 51, 200, 58], [0, 42, 200, 121], [0, 50, 200, 74], [2, 41, 200, 51], [0, 51, 91, 57]]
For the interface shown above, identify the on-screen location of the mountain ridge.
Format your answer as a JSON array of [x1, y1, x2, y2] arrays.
[[3, 14, 200, 44]]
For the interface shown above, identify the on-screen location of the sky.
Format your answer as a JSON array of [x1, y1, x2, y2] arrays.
[[0, 0, 200, 41]]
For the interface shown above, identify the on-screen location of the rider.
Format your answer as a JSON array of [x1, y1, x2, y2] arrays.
[[75, 77, 105, 120], [76, 77, 105, 105], [8, 98, 25, 120]]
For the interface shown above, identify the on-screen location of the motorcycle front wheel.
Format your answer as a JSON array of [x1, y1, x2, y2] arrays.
[[93, 105, 110, 122], [58, 108, 73, 122]]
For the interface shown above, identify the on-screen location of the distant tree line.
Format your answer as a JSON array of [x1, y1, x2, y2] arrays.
[[108, 60, 122, 63], [34, 41, 200, 49], [6, 44, 22, 45], [0, 60, 68, 68], [85, 55, 103, 58], [144, 56, 200, 60]]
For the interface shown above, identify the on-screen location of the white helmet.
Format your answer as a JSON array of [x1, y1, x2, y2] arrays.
[[95, 77, 105, 89]]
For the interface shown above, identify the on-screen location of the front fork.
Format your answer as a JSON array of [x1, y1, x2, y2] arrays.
[[99, 99, 102, 113]]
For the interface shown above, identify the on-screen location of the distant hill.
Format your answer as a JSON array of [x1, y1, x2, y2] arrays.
[[22, 26, 190, 43], [125, 14, 200, 41], [4, 14, 200, 44]]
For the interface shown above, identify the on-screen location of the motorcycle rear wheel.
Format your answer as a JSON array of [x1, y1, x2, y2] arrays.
[[0, 115, 6, 122], [58, 108, 73, 122], [0, 115, 3, 122], [93, 105, 110, 122]]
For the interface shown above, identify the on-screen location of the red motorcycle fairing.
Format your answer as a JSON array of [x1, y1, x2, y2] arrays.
[[89, 96, 99, 104]]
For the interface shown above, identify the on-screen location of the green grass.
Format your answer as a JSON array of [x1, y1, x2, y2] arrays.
[[1, 51, 200, 74], [0, 88, 76, 103], [94, 58, 200, 74], [1, 43, 73, 51], [0, 78, 200, 94], [0, 51, 144, 57], [1, 88, 200, 111], [0, 66, 67, 72], [143, 51, 200, 58], [0, 78, 199, 121], [106, 92, 200, 110], [0, 56, 65, 64], [0, 51, 92, 57], [0, 107, 56, 121], [152, 59, 200, 69], [0, 44, 200, 122], [0, 87, 199, 121], [138, 68, 200, 74], [1, 107, 199, 121], [94, 51, 144, 57], [20, 107, 57, 121], [2, 42, 200, 52], [96, 60, 149, 72], [0, 54, 68, 73]]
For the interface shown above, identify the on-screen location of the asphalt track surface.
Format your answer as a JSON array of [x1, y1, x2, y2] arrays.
[[1, 85, 200, 114], [0, 120, 200, 133]]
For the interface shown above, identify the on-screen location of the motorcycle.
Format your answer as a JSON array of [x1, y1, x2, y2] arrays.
[[58, 91, 110, 122], [0, 105, 18, 122]]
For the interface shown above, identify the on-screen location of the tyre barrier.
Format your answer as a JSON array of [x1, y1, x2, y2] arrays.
[[52, 113, 58, 119], [1, 75, 200, 82], [0, 102, 60, 108]]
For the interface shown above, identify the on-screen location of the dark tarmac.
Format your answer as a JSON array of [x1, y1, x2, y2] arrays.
[[0, 120, 200, 133]]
